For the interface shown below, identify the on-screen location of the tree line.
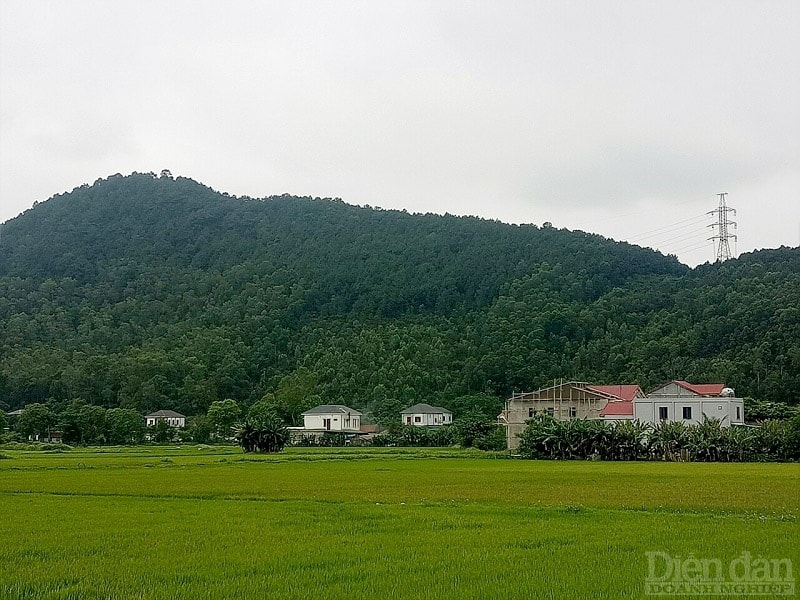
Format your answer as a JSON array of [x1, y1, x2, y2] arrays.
[[517, 414, 800, 462], [1, 397, 505, 453]]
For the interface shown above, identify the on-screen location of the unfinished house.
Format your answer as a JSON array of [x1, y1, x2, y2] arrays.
[[504, 381, 644, 450]]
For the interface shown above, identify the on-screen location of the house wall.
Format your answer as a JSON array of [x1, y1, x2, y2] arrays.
[[303, 413, 361, 431], [506, 384, 659, 451], [600, 414, 634, 424], [634, 398, 744, 425], [648, 382, 696, 397], [146, 416, 185, 427], [505, 397, 606, 450], [402, 412, 452, 426], [506, 422, 528, 451]]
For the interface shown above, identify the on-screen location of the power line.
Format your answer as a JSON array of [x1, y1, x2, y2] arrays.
[[572, 194, 708, 229], [637, 225, 710, 248], [626, 213, 708, 244], [669, 239, 715, 255]]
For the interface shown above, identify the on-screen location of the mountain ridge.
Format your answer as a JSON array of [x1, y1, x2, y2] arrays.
[[0, 172, 797, 418]]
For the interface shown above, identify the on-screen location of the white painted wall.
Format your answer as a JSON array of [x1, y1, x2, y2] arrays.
[[402, 412, 452, 426], [648, 382, 690, 397], [600, 414, 635, 424], [634, 398, 744, 425], [146, 416, 185, 428], [303, 412, 361, 431]]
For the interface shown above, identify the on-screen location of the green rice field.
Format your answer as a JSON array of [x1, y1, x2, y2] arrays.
[[1, 446, 798, 599]]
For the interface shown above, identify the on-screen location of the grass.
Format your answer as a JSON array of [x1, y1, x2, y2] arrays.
[[1, 446, 798, 599]]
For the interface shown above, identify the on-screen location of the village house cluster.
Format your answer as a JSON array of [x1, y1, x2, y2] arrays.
[[5, 381, 744, 448], [286, 402, 453, 442]]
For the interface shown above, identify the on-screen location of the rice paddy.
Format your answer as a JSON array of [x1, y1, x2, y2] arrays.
[[1, 447, 798, 599]]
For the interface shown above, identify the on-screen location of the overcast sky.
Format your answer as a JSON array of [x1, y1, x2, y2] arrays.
[[1, 0, 798, 266]]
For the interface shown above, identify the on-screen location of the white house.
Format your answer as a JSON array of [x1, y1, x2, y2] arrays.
[[400, 403, 453, 427], [145, 410, 186, 428], [300, 405, 362, 432], [633, 381, 744, 426]]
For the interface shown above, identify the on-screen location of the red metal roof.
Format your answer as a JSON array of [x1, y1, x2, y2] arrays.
[[587, 385, 642, 402], [674, 381, 726, 396], [599, 401, 634, 416]]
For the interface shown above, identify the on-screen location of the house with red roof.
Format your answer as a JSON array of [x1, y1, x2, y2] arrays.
[[598, 398, 636, 422], [634, 381, 744, 426], [647, 380, 727, 398], [592, 385, 645, 424], [504, 379, 746, 449], [504, 381, 644, 450]]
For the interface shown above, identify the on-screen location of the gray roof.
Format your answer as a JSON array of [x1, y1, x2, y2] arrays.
[[5, 409, 24, 416], [145, 410, 186, 418], [302, 404, 362, 416], [400, 403, 452, 415]]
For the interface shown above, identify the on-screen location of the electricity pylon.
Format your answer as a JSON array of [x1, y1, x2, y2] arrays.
[[707, 193, 737, 262]]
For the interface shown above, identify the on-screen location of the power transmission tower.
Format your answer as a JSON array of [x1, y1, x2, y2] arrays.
[[707, 192, 737, 262]]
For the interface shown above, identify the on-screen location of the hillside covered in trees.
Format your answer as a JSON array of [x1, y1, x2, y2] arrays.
[[1, 172, 798, 422]]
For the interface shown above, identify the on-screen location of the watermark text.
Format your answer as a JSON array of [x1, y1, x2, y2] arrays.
[[645, 551, 794, 596]]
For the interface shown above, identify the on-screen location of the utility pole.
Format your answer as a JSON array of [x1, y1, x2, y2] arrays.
[[707, 193, 737, 262]]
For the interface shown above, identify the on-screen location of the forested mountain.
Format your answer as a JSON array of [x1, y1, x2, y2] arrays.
[[1, 172, 797, 421]]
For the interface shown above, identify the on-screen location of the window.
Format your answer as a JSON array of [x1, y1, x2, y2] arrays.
[[658, 406, 668, 421], [528, 407, 535, 418], [545, 407, 554, 416], [682, 406, 692, 420], [414, 416, 421, 423], [736, 406, 741, 421], [569, 406, 577, 418]]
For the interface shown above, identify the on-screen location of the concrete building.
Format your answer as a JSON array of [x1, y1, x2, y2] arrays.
[[400, 403, 453, 427], [504, 381, 643, 450], [145, 410, 186, 428], [504, 379, 745, 451], [300, 405, 362, 432], [634, 381, 744, 426]]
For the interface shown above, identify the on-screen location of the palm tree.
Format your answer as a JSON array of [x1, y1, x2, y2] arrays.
[[236, 409, 290, 453]]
